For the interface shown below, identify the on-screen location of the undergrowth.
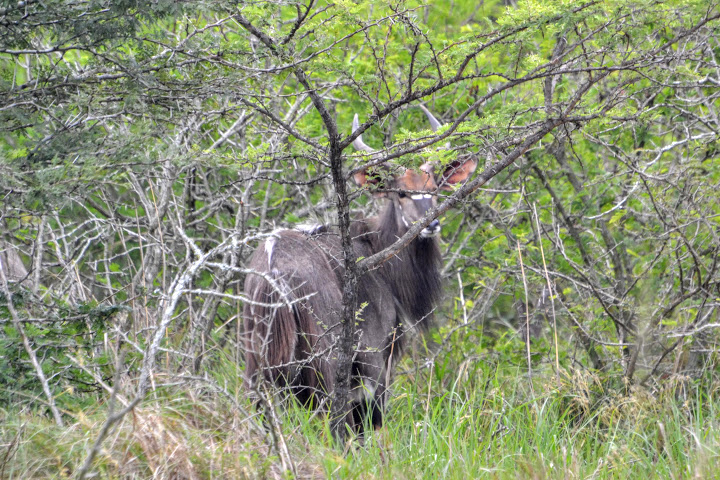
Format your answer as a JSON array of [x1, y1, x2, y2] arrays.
[[1, 351, 719, 479]]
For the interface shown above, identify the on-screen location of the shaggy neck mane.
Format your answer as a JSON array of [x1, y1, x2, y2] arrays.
[[353, 200, 443, 328]]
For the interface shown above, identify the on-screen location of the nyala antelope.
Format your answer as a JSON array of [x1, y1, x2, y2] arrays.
[[243, 106, 476, 431]]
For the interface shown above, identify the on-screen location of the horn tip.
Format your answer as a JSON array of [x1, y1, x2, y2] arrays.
[[419, 104, 442, 131]]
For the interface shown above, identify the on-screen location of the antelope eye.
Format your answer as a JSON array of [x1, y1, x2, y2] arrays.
[[398, 192, 407, 198]]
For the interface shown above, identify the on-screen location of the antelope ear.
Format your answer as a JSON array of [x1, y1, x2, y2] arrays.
[[437, 155, 477, 190], [353, 165, 391, 193], [353, 169, 371, 186]]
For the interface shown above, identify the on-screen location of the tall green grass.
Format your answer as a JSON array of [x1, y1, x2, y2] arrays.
[[2, 354, 719, 479]]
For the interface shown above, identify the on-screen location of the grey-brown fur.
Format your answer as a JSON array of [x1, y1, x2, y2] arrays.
[[243, 108, 476, 431], [243, 199, 442, 430]]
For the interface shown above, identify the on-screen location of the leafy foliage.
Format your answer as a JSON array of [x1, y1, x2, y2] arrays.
[[1, 0, 719, 476]]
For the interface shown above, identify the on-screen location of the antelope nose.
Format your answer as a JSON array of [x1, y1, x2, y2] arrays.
[[421, 219, 441, 238]]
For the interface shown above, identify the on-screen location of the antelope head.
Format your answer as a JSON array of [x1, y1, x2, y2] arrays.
[[351, 106, 477, 238]]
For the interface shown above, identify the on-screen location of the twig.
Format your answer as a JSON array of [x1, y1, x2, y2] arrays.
[[533, 204, 560, 388], [516, 241, 534, 396], [0, 259, 64, 427], [75, 350, 127, 479]]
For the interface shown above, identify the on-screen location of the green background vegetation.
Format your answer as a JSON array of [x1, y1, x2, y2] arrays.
[[1, 0, 719, 477]]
